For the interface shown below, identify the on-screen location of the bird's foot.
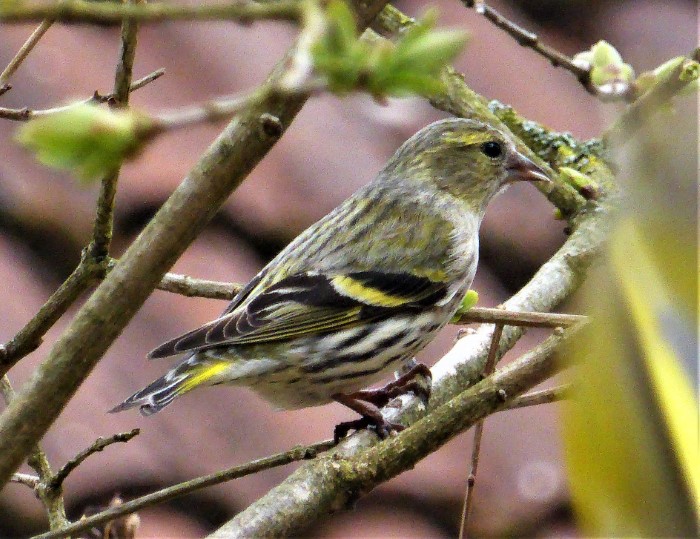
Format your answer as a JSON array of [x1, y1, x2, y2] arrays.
[[332, 393, 405, 443], [350, 363, 433, 408], [331, 364, 431, 442]]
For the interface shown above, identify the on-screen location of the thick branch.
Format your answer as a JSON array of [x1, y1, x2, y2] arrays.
[[0, 0, 390, 491], [211, 327, 575, 537], [0, 0, 303, 24]]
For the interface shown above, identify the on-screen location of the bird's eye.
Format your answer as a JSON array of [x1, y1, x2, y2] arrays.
[[481, 141, 503, 159]]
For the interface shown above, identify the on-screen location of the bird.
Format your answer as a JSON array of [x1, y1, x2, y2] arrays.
[[110, 118, 550, 440]]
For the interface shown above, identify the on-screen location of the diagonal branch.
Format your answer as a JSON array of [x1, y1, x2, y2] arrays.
[[211, 326, 579, 537], [459, 1, 592, 91], [47, 429, 140, 492], [35, 439, 336, 539], [0, 0, 391, 491], [0, 18, 54, 94]]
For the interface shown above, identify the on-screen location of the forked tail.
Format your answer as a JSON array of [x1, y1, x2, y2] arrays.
[[109, 357, 231, 416]]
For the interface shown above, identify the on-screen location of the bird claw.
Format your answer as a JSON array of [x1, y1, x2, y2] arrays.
[[350, 363, 433, 408], [333, 416, 405, 443], [332, 364, 431, 442]]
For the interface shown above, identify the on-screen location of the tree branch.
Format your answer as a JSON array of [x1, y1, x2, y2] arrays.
[[211, 326, 578, 537], [0, 0, 391, 491], [0, 0, 304, 24], [35, 439, 336, 539], [504, 384, 569, 410], [603, 48, 700, 147], [0, 261, 97, 376], [1, 376, 68, 529], [459, 1, 592, 91], [87, 0, 141, 260], [47, 429, 140, 493]]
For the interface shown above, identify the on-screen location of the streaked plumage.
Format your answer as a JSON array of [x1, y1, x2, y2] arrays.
[[111, 118, 549, 435]]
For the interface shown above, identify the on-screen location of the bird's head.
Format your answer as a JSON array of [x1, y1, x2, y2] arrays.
[[387, 118, 550, 214]]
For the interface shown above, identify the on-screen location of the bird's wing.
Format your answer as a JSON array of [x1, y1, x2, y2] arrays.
[[148, 271, 448, 358]]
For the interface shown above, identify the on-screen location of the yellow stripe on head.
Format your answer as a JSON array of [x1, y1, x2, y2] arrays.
[[441, 130, 493, 148]]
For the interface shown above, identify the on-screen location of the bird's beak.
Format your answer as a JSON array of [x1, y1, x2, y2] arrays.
[[505, 151, 551, 183]]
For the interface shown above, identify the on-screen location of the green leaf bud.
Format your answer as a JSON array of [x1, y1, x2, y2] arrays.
[[451, 289, 479, 321], [15, 103, 154, 183]]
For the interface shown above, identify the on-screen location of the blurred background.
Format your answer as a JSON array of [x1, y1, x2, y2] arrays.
[[0, 0, 696, 536]]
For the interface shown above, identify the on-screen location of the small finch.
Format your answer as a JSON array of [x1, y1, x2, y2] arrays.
[[110, 118, 550, 439]]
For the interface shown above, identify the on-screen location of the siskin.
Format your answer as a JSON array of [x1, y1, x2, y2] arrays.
[[111, 118, 550, 439]]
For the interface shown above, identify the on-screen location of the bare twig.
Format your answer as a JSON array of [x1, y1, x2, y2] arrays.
[[458, 307, 585, 328], [111, 259, 587, 325], [47, 429, 140, 492], [505, 384, 569, 410], [87, 0, 141, 260], [459, 323, 504, 539], [35, 439, 336, 539], [0, 18, 54, 94], [0, 0, 304, 24], [0, 259, 99, 376], [0, 68, 165, 121], [10, 472, 40, 489], [459, 1, 592, 91]]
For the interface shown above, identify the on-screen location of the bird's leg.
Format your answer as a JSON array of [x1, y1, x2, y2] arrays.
[[332, 393, 405, 442], [348, 363, 433, 408]]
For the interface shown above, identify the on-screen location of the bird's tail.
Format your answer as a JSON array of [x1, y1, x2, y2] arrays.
[[109, 357, 231, 416]]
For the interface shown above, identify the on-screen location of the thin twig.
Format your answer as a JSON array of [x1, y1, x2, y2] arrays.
[[458, 307, 585, 328], [35, 439, 336, 539], [87, 0, 141, 261], [156, 79, 327, 131], [459, 323, 503, 539], [47, 429, 140, 492], [504, 384, 569, 410], [0, 18, 54, 94], [0, 68, 165, 121], [460, 1, 592, 91], [0, 261, 97, 376], [112, 259, 587, 326], [0, 0, 304, 24], [10, 472, 40, 489]]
